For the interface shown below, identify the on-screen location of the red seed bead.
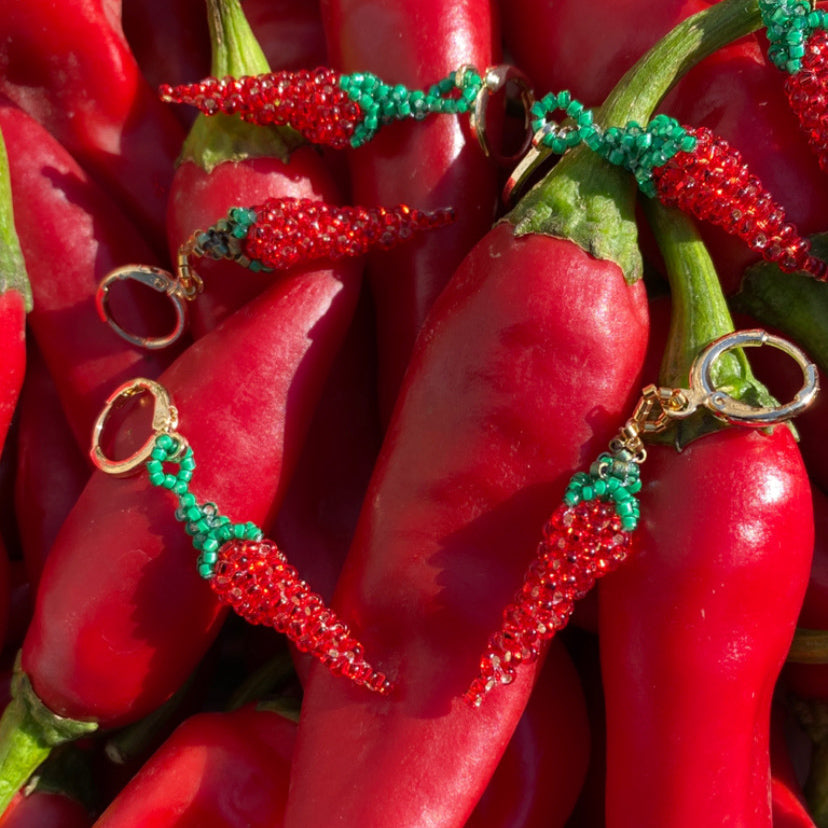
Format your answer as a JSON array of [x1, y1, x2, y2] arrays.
[[786, 29, 828, 180], [652, 126, 828, 281], [464, 500, 635, 707], [241, 197, 455, 270], [159, 68, 362, 149], [211, 539, 392, 694]]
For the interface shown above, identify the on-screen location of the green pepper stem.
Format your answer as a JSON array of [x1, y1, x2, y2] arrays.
[[0, 657, 98, 816], [510, 0, 764, 284], [644, 201, 780, 448], [180, 0, 303, 171], [0, 127, 31, 310]]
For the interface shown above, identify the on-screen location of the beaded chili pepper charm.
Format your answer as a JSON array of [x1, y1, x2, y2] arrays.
[[96, 198, 454, 350], [507, 91, 828, 281], [90, 378, 392, 696], [158, 65, 534, 162], [761, 0, 828, 172], [465, 329, 819, 707]]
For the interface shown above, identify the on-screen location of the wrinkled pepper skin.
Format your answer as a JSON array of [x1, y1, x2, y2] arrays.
[[320, 0, 501, 423], [600, 426, 813, 828], [285, 224, 648, 827], [22, 259, 361, 729], [0, 0, 184, 248], [92, 705, 295, 828]]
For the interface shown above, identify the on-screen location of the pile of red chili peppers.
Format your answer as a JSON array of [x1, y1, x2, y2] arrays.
[[0, 0, 827, 825]]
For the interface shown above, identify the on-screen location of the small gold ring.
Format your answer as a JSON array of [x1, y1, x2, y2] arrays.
[[96, 265, 189, 350], [90, 378, 179, 477], [690, 329, 819, 426], [469, 65, 535, 168]]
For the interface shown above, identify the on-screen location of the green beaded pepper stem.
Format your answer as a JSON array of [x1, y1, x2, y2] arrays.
[[510, 0, 766, 284], [340, 67, 483, 148], [760, 0, 828, 73], [146, 433, 263, 579], [643, 201, 780, 449], [181, 0, 303, 172]]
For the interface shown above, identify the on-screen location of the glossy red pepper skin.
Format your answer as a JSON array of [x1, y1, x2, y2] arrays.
[[243, 0, 328, 72], [599, 426, 813, 828], [0, 99, 178, 451], [465, 636, 590, 828], [92, 705, 295, 828], [13, 345, 89, 590], [0, 290, 24, 452], [284, 224, 648, 827], [320, 0, 500, 422], [21, 258, 361, 728], [0, 0, 184, 249], [501, 0, 703, 107]]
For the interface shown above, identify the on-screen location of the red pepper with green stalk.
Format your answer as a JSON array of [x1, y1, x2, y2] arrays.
[[0, 235, 365, 813], [162, 0, 345, 343], [599, 199, 815, 827], [162, 0, 502, 421], [0, 125, 30, 455], [0, 0, 185, 251], [91, 703, 296, 828], [283, 5, 766, 825], [0, 98, 179, 452]]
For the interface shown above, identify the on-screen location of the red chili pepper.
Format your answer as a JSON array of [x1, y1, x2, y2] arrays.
[[0, 98, 180, 451], [92, 704, 295, 828], [0, 791, 91, 828], [0, 125, 29, 455], [243, 0, 328, 73], [284, 11, 771, 823], [0, 0, 185, 250], [122, 0, 211, 106], [13, 344, 89, 590], [598, 199, 815, 826], [319, 0, 501, 422], [500, 0, 704, 107], [163, 0, 350, 341], [0, 253, 362, 811], [465, 637, 591, 828]]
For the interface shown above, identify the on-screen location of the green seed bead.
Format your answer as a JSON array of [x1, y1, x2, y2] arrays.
[[197, 562, 214, 579], [150, 447, 167, 461], [202, 537, 220, 554], [157, 433, 174, 450], [564, 490, 580, 506], [621, 515, 638, 531], [173, 480, 189, 495], [593, 479, 608, 497], [148, 472, 165, 486], [146, 459, 162, 476], [162, 474, 178, 490], [200, 549, 219, 565]]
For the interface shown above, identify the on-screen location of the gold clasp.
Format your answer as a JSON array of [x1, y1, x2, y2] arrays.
[[90, 378, 184, 476], [608, 330, 819, 460], [95, 238, 205, 350], [468, 65, 535, 168]]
